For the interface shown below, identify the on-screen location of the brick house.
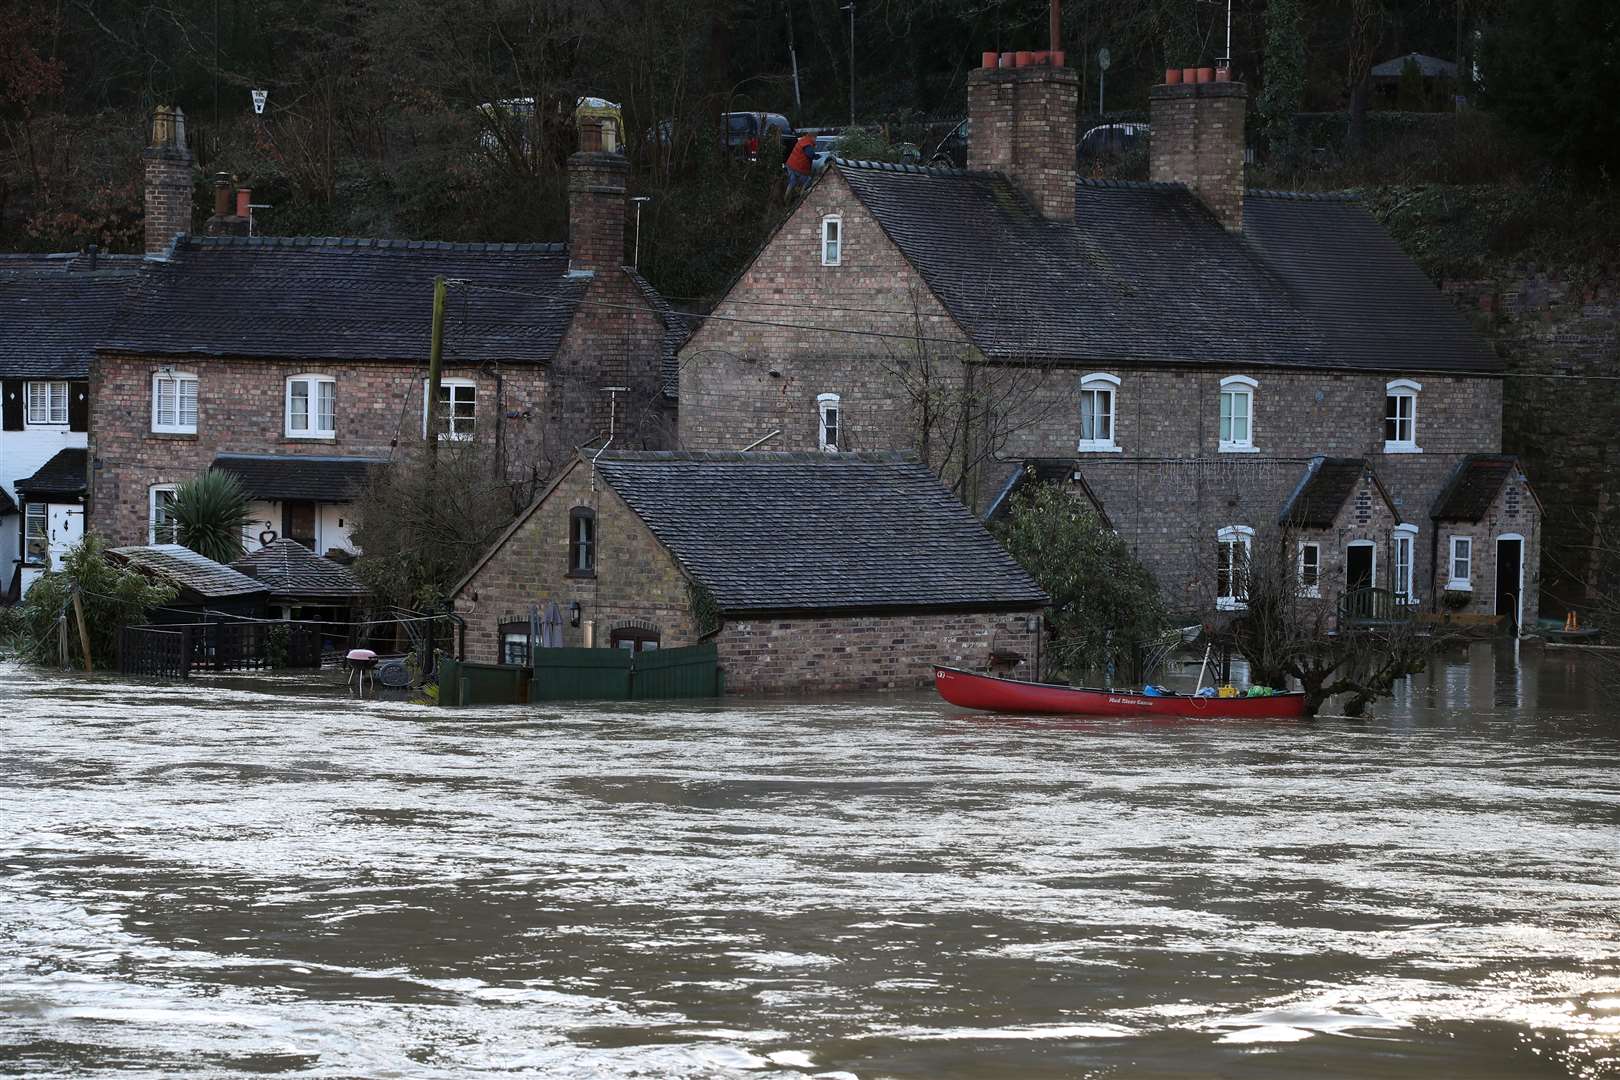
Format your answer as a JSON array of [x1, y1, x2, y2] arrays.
[[452, 451, 1047, 693], [1, 254, 138, 598], [84, 107, 681, 555], [676, 58, 1536, 629], [1431, 455, 1542, 631]]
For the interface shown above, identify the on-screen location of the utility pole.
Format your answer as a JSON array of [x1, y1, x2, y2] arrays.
[[848, 0, 856, 125], [786, 0, 802, 115], [426, 275, 447, 461]]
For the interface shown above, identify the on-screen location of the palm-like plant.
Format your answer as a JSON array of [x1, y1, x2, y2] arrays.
[[171, 470, 254, 564]]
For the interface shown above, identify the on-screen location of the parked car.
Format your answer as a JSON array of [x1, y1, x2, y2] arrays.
[[928, 118, 969, 168], [1078, 122, 1149, 160], [724, 111, 796, 160], [810, 134, 843, 173]]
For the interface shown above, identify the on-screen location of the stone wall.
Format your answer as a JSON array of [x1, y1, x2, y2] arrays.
[[454, 459, 697, 664], [714, 608, 1042, 695], [88, 353, 549, 545]]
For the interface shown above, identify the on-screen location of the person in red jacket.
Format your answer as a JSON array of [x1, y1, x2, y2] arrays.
[[785, 132, 816, 196]]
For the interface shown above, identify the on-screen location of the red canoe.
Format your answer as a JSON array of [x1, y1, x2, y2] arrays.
[[933, 666, 1308, 720]]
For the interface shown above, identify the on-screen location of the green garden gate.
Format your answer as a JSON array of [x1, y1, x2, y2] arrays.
[[439, 642, 721, 706]]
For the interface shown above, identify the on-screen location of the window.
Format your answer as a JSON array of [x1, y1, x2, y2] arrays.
[[1448, 535, 1473, 590], [611, 626, 662, 653], [1393, 524, 1418, 604], [1384, 379, 1421, 453], [149, 485, 178, 544], [1216, 525, 1254, 610], [424, 378, 477, 440], [285, 375, 336, 438], [151, 371, 199, 434], [569, 507, 596, 576], [817, 393, 840, 452], [24, 504, 48, 565], [1077, 373, 1120, 452], [1298, 541, 1321, 598], [26, 381, 69, 426], [821, 215, 842, 265], [1218, 375, 1256, 451], [499, 622, 531, 666]]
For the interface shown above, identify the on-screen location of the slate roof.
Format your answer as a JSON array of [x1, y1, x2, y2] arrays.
[[0, 269, 138, 379], [106, 544, 271, 600], [1431, 455, 1529, 522], [586, 450, 1049, 613], [829, 161, 1498, 374], [1278, 456, 1395, 529], [231, 539, 369, 600], [983, 458, 1112, 530], [211, 453, 385, 503], [100, 236, 588, 364], [15, 448, 88, 500]]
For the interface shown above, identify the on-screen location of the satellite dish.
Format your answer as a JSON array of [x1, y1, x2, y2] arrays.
[[1097, 47, 1112, 71], [251, 89, 269, 115]]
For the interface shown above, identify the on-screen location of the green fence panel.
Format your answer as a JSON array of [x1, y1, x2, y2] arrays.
[[457, 661, 529, 705], [438, 657, 462, 706], [630, 642, 721, 700], [530, 647, 632, 702]]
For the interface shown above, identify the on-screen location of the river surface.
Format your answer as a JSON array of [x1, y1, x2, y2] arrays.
[[2, 643, 1618, 1079]]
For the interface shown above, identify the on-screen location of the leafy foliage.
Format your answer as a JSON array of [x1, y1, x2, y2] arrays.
[[1257, 0, 1306, 161], [0, 534, 176, 668], [170, 470, 253, 564], [995, 482, 1165, 679]]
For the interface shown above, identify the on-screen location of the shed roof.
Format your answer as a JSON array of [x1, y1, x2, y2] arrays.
[[1431, 455, 1534, 522], [1371, 52, 1458, 78], [211, 453, 385, 503], [588, 450, 1048, 614], [15, 448, 88, 501], [231, 538, 369, 600], [824, 161, 1497, 374], [107, 544, 271, 599]]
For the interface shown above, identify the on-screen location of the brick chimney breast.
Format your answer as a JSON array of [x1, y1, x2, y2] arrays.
[[967, 64, 1080, 222], [567, 118, 628, 275], [1149, 81, 1247, 232], [143, 105, 194, 255]]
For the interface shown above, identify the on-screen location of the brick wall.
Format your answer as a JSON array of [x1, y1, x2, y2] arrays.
[[454, 459, 697, 664], [1149, 81, 1246, 232], [1436, 469, 1542, 629], [1293, 469, 1399, 603], [88, 353, 550, 544], [715, 608, 1041, 694], [967, 65, 1080, 221], [142, 148, 193, 255]]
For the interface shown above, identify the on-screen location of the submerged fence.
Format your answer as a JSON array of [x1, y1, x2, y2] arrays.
[[118, 620, 324, 677], [440, 642, 722, 706]]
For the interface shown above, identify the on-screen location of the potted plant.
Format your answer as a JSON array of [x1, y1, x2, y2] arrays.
[[1441, 588, 1471, 611]]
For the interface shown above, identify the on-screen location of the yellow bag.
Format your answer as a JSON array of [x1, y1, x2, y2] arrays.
[[1217, 684, 1238, 698]]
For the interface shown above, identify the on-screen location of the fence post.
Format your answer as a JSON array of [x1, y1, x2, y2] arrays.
[[179, 626, 193, 678]]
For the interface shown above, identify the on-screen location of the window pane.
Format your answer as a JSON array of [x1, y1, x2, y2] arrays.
[[156, 379, 175, 426], [25, 506, 48, 562], [317, 381, 335, 431], [290, 382, 309, 430], [1080, 392, 1095, 440], [1219, 393, 1233, 442], [180, 380, 198, 427], [1098, 391, 1112, 441]]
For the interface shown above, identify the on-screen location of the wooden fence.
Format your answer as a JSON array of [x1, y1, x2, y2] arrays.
[[439, 642, 722, 706], [119, 620, 324, 678]]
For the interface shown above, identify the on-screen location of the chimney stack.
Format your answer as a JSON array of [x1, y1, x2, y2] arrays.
[[1149, 75, 1247, 232], [966, 52, 1078, 222], [143, 106, 194, 255], [566, 117, 628, 275]]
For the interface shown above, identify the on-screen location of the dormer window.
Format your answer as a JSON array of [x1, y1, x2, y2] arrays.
[[1384, 379, 1421, 453], [821, 215, 842, 265], [817, 393, 840, 452], [1218, 375, 1257, 452]]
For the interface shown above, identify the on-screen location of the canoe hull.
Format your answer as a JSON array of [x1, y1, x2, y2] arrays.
[[933, 666, 1308, 720]]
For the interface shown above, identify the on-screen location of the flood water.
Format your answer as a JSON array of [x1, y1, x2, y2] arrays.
[[2, 643, 1618, 1079]]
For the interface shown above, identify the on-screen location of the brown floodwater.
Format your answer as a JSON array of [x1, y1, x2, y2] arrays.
[[1, 642, 1617, 1078]]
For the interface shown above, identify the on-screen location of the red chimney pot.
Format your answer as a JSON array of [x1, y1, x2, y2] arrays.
[[1196, 67, 1215, 84], [235, 188, 251, 217], [1165, 68, 1182, 85], [982, 51, 998, 69]]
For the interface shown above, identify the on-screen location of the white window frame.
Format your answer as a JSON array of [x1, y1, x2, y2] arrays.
[[1216, 525, 1254, 610], [1218, 375, 1257, 452], [1384, 379, 1422, 454], [149, 484, 179, 544], [25, 380, 69, 426], [1393, 523, 1419, 605], [423, 377, 477, 441], [285, 374, 336, 439], [151, 371, 199, 434], [1448, 535, 1473, 591], [817, 392, 841, 453], [821, 214, 842, 266], [23, 502, 49, 566], [1297, 541, 1321, 598], [1077, 372, 1121, 452]]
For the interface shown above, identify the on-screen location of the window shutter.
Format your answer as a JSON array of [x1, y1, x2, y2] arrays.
[[68, 381, 89, 432], [1, 380, 21, 431]]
